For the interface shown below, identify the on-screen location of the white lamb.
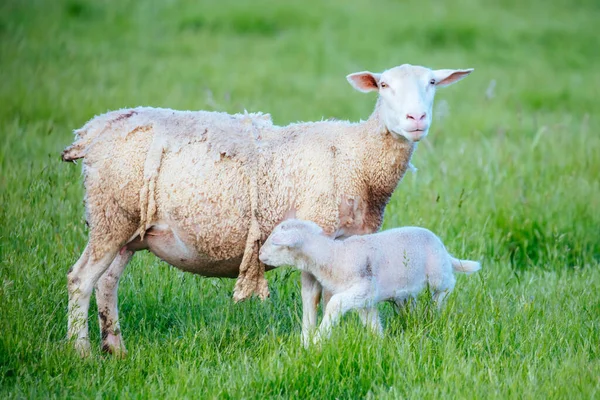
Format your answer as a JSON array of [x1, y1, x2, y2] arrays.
[[259, 219, 481, 345], [62, 64, 473, 356]]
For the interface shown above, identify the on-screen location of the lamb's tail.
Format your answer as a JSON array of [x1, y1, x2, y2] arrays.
[[450, 257, 481, 274]]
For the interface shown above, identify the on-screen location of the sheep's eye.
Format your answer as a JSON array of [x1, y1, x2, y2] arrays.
[[429, 79, 436, 85], [380, 82, 388, 89]]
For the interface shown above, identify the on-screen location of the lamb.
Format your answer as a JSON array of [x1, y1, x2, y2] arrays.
[[61, 64, 473, 356], [259, 219, 481, 345]]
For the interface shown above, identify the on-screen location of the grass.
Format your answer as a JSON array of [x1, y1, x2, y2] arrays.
[[1, 0, 599, 398]]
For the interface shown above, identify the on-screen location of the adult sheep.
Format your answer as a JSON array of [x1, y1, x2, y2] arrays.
[[62, 64, 473, 356]]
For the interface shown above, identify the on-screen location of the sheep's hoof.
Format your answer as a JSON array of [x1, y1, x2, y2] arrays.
[[101, 334, 128, 358], [73, 338, 91, 358]]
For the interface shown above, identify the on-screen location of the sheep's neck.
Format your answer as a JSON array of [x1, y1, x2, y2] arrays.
[[355, 98, 416, 231], [364, 97, 416, 167]]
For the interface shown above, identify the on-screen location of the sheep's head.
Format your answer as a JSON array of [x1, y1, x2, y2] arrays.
[[347, 64, 473, 142], [259, 219, 323, 269]]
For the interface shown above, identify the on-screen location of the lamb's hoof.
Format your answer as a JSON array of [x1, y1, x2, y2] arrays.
[[73, 338, 91, 358], [301, 335, 311, 349], [312, 335, 323, 347], [101, 334, 128, 358], [301, 333, 322, 348]]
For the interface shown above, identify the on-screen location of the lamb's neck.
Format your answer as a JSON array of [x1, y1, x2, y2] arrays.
[[297, 236, 341, 288]]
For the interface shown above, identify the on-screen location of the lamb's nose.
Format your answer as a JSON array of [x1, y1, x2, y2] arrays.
[[406, 112, 426, 121]]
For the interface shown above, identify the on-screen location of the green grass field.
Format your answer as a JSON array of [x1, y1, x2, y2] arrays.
[[1, 0, 599, 398]]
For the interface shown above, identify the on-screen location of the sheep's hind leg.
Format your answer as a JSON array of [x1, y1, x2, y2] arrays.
[[95, 249, 133, 357], [67, 245, 119, 357]]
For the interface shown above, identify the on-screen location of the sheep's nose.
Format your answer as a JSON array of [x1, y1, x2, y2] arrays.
[[406, 112, 426, 121]]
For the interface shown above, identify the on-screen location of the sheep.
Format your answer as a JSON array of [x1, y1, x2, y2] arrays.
[[259, 219, 481, 345], [61, 64, 473, 356]]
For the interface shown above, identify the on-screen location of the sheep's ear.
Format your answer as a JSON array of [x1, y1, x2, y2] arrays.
[[347, 71, 381, 93], [433, 69, 474, 88], [271, 232, 302, 248]]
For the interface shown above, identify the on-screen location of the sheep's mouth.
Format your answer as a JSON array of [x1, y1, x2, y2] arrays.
[[402, 129, 428, 143], [389, 127, 427, 142]]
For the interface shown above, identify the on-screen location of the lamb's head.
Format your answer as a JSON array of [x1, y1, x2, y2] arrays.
[[259, 219, 324, 269], [347, 64, 473, 142]]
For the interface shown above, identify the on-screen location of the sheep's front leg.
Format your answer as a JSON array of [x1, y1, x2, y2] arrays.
[[95, 249, 133, 357], [301, 271, 322, 348], [358, 307, 383, 336]]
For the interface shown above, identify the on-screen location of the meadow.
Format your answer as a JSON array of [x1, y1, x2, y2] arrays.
[[1, 0, 599, 398]]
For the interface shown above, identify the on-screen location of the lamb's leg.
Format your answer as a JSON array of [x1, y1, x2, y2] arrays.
[[315, 291, 367, 344], [322, 289, 333, 309], [301, 271, 322, 348], [67, 246, 119, 357], [432, 290, 450, 310], [358, 307, 383, 336], [432, 264, 455, 310], [392, 296, 416, 314], [95, 249, 133, 357]]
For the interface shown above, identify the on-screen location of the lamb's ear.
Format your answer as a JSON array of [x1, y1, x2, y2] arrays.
[[347, 71, 381, 93], [433, 68, 474, 88], [271, 231, 303, 248]]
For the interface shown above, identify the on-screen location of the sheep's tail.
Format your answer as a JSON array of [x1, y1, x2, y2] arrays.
[[61, 109, 139, 162], [450, 257, 481, 274], [61, 121, 107, 162], [61, 129, 91, 162]]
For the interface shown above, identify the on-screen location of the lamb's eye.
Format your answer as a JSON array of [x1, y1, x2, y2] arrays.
[[429, 79, 436, 85], [380, 82, 388, 89]]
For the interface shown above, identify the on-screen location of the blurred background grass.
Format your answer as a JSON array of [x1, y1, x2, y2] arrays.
[[1, 0, 599, 398]]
